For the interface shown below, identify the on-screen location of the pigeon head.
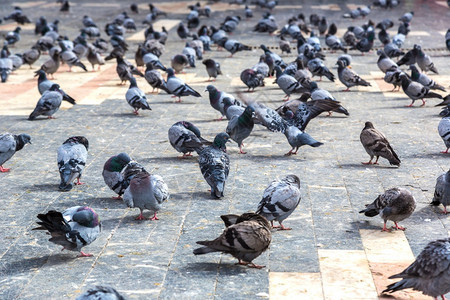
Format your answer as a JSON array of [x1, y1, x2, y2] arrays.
[[284, 110, 294, 119], [49, 84, 61, 92], [34, 69, 46, 78], [116, 153, 132, 165], [17, 134, 32, 146], [283, 174, 301, 189], [72, 207, 100, 228], [222, 97, 234, 111], [336, 60, 345, 69], [309, 81, 319, 92], [64, 136, 89, 150], [204, 84, 217, 93], [15, 27, 21, 33], [213, 133, 230, 151], [364, 122, 375, 129], [413, 44, 421, 52], [166, 68, 175, 77]]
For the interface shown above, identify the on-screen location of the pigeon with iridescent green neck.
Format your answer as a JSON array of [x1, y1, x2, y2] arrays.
[[102, 153, 132, 199]]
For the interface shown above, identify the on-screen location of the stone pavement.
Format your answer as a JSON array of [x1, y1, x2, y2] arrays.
[[0, 0, 449, 299]]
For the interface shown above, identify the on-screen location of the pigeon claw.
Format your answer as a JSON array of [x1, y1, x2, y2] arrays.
[[420, 99, 426, 106], [440, 149, 449, 154], [149, 212, 159, 221], [78, 251, 93, 257], [394, 222, 406, 231], [135, 214, 146, 220], [0, 166, 11, 172], [247, 263, 265, 269], [112, 195, 122, 200], [75, 178, 84, 185]]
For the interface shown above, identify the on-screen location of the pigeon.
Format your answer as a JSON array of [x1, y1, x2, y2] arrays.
[[202, 59, 222, 81], [86, 45, 105, 71], [60, 1, 70, 12], [343, 7, 362, 19], [149, 3, 167, 17], [22, 45, 41, 68], [4, 7, 31, 25], [115, 56, 133, 84], [279, 37, 291, 54], [436, 94, 450, 108], [38, 50, 60, 79], [360, 122, 400, 166], [0, 49, 13, 83], [414, 44, 439, 74], [399, 11, 414, 23], [0, 133, 31, 172], [35, 70, 76, 104], [351, 31, 374, 54], [59, 42, 87, 72], [221, 15, 241, 33], [125, 77, 151, 115], [307, 32, 322, 52], [123, 170, 168, 220], [226, 106, 254, 154], [82, 15, 97, 28], [438, 113, 450, 154], [102, 153, 132, 200], [307, 58, 335, 82], [383, 43, 404, 59], [166, 68, 201, 102], [360, 187, 416, 231], [274, 66, 307, 100], [218, 37, 251, 57], [5, 27, 21, 46], [431, 170, 450, 214], [76, 286, 125, 300], [337, 54, 352, 68], [223, 97, 245, 120], [309, 81, 335, 101], [399, 73, 443, 107], [253, 13, 278, 34], [260, 44, 286, 68], [384, 67, 404, 91], [318, 17, 328, 35], [197, 132, 230, 199], [336, 60, 371, 91], [397, 49, 416, 67], [204, 85, 241, 118], [283, 126, 323, 156], [446, 29, 450, 52], [325, 34, 347, 53], [378, 28, 390, 45], [57, 136, 89, 191], [240, 68, 265, 92], [33, 206, 100, 257], [172, 53, 190, 73], [343, 30, 357, 47], [144, 63, 169, 94], [177, 22, 191, 39], [376, 19, 394, 31], [73, 38, 88, 59], [383, 237, 450, 299], [168, 121, 211, 157], [142, 52, 166, 71], [256, 175, 301, 230], [193, 213, 272, 269], [410, 65, 445, 92], [252, 102, 288, 133], [28, 84, 64, 120]]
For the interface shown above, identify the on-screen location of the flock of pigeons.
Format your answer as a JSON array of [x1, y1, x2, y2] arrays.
[[0, 0, 450, 299]]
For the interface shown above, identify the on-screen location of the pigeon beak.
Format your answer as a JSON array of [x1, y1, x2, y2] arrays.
[[28, 141, 32, 144], [203, 88, 208, 92]]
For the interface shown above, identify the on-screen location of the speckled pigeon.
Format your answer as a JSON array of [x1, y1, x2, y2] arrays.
[[0, 133, 31, 172], [168, 121, 211, 157], [360, 122, 400, 166], [126, 77, 151, 115], [431, 169, 450, 214], [33, 206, 100, 257], [57, 136, 89, 191], [166, 68, 201, 102], [226, 106, 254, 154]]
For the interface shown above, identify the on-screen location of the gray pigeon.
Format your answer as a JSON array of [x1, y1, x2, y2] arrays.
[[310, 81, 335, 101], [377, 50, 398, 73], [253, 102, 287, 133], [0, 133, 31, 172], [325, 34, 347, 53], [223, 97, 245, 120], [336, 60, 371, 91], [28, 84, 64, 120], [256, 175, 301, 230], [59, 42, 87, 72], [383, 238, 450, 299], [57, 136, 89, 191], [33, 206, 100, 257], [384, 67, 404, 91], [166, 68, 201, 102], [76, 286, 125, 300], [170, 54, 189, 73], [204, 85, 241, 119], [144, 63, 169, 94], [399, 11, 414, 23], [38, 50, 60, 79], [399, 73, 442, 107], [431, 170, 450, 214], [35, 70, 76, 104], [274, 66, 307, 100], [359, 187, 416, 231], [360, 122, 400, 166], [410, 65, 445, 92], [226, 106, 255, 154], [307, 58, 335, 82], [0, 48, 13, 83], [126, 77, 151, 115], [22, 45, 41, 68], [193, 213, 272, 269], [240, 69, 265, 92], [102, 153, 132, 199], [414, 44, 438, 74], [284, 126, 323, 156], [438, 113, 450, 153], [86, 44, 105, 71], [168, 121, 211, 157], [197, 132, 230, 199], [219, 37, 251, 57], [123, 169, 168, 220], [202, 59, 222, 81]]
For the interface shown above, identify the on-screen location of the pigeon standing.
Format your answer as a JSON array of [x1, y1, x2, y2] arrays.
[[336, 60, 371, 91], [59, 42, 87, 72], [0, 49, 13, 83], [240, 69, 265, 92], [274, 66, 307, 100], [202, 59, 222, 81], [193, 213, 272, 269], [28, 84, 64, 120], [33, 206, 100, 257], [38, 49, 60, 79], [123, 170, 168, 220], [5, 27, 21, 46], [226, 106, 255, 154], [197, 132, 230, 199], [35, 70, 76, 104], [256, 175, 301, 230], [283, 126, 323, 156], [102, 153, 132, 199], [438, 112, 450, 153], [360, 122, 400, 166], [22, 45, 41, 68], [399, 73, 442, 107], [0, 133, 31, 172], [126, 77, 151, 115], [168, 121, 211, 157], [144, 62, 169, 93], [383, 238, 450, 299], [431, 170, 450, 214], [409, 65, 445, 92], [204, 85, 241, 119], [377, 50, 398, 73], [165, 68, 201, 102], [307, 58, 335, 82], [57, 136, 89, 191], [359, 187, 416, 231], [414, 44, 439, 74]]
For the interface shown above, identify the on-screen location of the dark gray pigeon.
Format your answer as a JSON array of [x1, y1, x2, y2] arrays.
[[33, 206, 100, 257], [202, 59, 222, 81], [197, 132, 230, 199], [170, 54, 189, 73], [223, 98, 245, 120], [383, 43, 404, 59], [144, 63, 169, 94], [76, 286, 125, 300], [168, 121, 211, 157], [359, 187, 416, 231], [28, 84, 64, 120], [166, 68, 201, 102], [283, 126, 323, 156], [102, 153, 132, 199], [360, 122, 400, 166], [399, 11, 414, 23], [0, 133, 31, 172], [383, 238, 450, 299], [22, 45, 41, 68], [115, 56, 133, 84], [240, 69, 265, 92], [336, 60, 371, 91], [399, 73, 442, 107], [256, 175, 301, 230], [325, 34, 347, 53], [86, 44, 105, 71], [397, 49, 416, 67], [438, 113, 450, 153], [126, 77, 151, 115], [123, 170, 168, 220], [193, 213, 272, 269], [431, 170, 450, 214], [35, 70, 76, 104], [226, 106, 255, 154], [414, 44, 439, 74], [57, 136, 89, 191]]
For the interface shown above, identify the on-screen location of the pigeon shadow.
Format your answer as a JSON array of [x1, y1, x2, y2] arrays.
[[352, 220, 383, 231], [139, 156, 192, 164], [0, 254, 76, 276], [400, 152, 444, 159], [27, 183, 58, 192], [337, 163, 398, 170]]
